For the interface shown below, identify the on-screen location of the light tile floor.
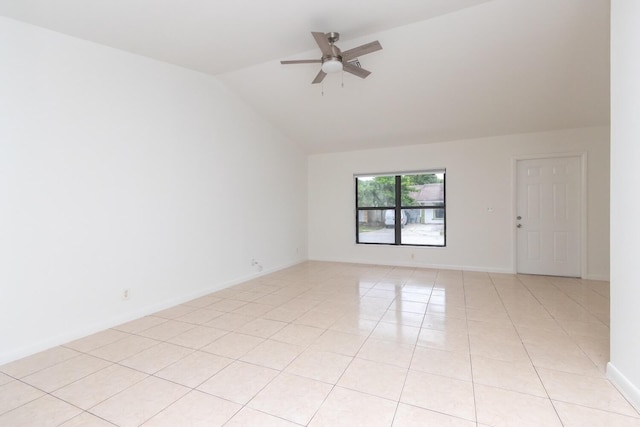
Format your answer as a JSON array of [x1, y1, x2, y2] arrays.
[[1, 262, 639, 426]]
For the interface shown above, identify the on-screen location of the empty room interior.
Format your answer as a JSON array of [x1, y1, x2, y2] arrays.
[[1, 0, 639, 426]]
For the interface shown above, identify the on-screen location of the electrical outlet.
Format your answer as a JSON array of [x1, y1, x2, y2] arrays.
[[411, 253, 415, 259], [122, 289, 130, 301]]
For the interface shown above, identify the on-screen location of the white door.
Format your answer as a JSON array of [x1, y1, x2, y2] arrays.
[[516, 156, 582, 277]]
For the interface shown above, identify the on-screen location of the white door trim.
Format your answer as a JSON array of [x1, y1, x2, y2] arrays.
[[511, 152, 588, 278]]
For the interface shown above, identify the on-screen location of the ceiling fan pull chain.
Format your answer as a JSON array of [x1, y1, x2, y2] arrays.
[[321, 80, 324, 96], [342, 71, 344, 88]]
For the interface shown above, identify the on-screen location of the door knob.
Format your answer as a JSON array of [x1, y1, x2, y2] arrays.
[[517, 216, 522, 220], [517, 224, 522, 228]]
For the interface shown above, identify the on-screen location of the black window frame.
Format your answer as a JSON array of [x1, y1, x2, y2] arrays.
[[355, 171, 446, 247]]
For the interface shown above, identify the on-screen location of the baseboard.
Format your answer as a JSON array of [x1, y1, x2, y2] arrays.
[[583, 273, 611, 281], [0, 259, 306, 366], [607, 362, 640, 412], [308, 256, 611, 280], [308, 256, 513, 274]]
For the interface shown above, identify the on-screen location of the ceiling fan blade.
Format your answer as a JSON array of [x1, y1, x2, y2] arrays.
[[281, 59, 322, 65], [312, 69, 327, 84], [341, 40, 382, 61], [312, 32, 333, 56], [343, 62, 372, 79]]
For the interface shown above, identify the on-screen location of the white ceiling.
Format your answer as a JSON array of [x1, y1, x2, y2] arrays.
[[0, 0, 610, 154]]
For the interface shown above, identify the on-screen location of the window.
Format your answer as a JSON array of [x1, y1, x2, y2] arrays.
[[355, 171, 446, 246]]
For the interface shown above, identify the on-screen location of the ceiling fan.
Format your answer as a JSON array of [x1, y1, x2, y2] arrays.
[[280, 32, 382, 84]]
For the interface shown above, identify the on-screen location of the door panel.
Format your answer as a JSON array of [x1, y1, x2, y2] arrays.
[[527, 231, 540, 260], [516, 157, 581, 277]]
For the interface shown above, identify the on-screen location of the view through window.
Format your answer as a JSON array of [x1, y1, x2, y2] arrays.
[[355, 171, 446, 246]]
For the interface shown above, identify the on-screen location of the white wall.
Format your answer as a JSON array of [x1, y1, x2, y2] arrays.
[[609, 0, 640, 410], [0, 17, 307, 364], [308, 127, 609, 279]]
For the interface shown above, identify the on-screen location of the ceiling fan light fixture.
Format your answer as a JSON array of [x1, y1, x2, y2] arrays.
[[280, 32, 382, 84], [321, 58, 343, 73]]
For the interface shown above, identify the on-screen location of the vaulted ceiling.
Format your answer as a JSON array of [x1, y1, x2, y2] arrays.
[[0, 0, 610, 153]]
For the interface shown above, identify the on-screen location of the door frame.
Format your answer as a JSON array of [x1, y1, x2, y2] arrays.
[[511, 152, 588, 278]]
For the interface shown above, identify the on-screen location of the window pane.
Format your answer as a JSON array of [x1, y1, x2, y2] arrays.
[[401, 174, 445, 208], [401, 208, 445, 246], [355, 171, 445, 247], [356, 176, 396, 208], [357, 209, 395, 244]]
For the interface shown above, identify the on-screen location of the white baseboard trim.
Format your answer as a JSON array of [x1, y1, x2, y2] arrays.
[[309, 256, 611, 280], [0, 259, 306, 365], [308, 256, 513, 274], [607, 362, 640, 412], [583, 274, 611, 281]]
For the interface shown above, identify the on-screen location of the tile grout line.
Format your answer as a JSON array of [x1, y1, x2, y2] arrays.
[[389, 267, 434, 427], [518, 276, 604, 376], [489, 273, 567, 427], [302, 271, 401, 426], [461, 272, 480, 427]]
